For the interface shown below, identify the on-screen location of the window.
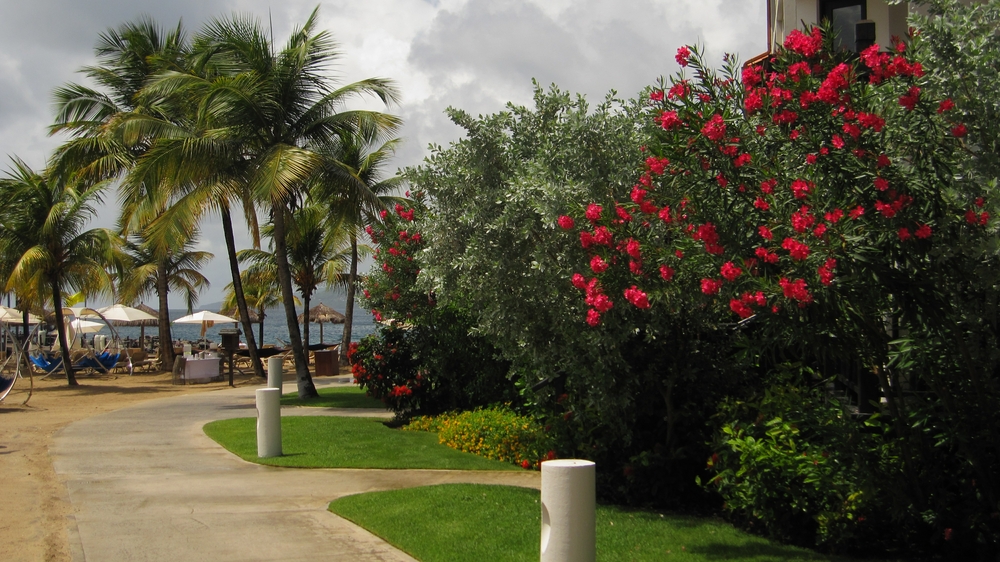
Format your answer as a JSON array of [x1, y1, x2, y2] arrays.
[[821, 1, 867, 52]]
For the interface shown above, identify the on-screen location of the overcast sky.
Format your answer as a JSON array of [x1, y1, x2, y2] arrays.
[[0, 0, 767, 305]]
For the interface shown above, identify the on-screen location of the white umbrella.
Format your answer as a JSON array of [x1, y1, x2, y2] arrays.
[[173, 310, 239, 338], [0, 306, 41, 324], [97, 304, 158, 323], [173, 311, 239, 324], [49, 318, 104, 335]]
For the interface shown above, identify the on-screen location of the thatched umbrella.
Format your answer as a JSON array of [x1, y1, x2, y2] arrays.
[[297, 302, 345, 344]]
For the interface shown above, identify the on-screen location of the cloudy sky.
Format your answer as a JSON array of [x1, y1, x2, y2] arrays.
[[0, 0, 766, 304]]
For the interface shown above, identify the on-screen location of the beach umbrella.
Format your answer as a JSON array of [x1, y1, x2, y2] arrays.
[[0, 306, 41, 324], [97, 304, 159, 345], [173, 310, 239, 338], [297, 302, 345, 343], [49, 318, 104, 335]]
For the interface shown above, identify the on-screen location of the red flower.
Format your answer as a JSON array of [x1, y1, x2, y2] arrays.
[[521, 460, 531, 469], [783, 28, 822, 58], [625, 238, 641, 259], [944, 528, 953, 541], [593, 226, 612, 246], [649, 89, 664, 102], [818, 258, 837, 286], [659, 110, 682, 130], [758, 225, 774, 240], [720, 261, 742, 281], [557, 215, 575, 230], [952, 123, 968, 137], [659, 265, 675, 281], [875, 177, 889, 192], [734, 153, 752, 167], [898, 227, 911, 241], [700, 278, 723, 295], [629, 260, 643, 275], [624, 286, 651, 309], [616, 205, 632, 222], [806, 153, 818, 165], [915, 224, 932, 239], [585, 203, 603, 222], [782, 238, 811, 260], [755, 246, 779, 264], [701, 114, 727, 142], [675, 45, 691, 67], [791, 179, 811, 199], [899, 86, 921, 111], [730, 299, 753, 319], [813, 223, 827, 237], [849, 205, 865, 220], [857, 112, 885, 132], [579, 231, 595, 249], [754, 197, 770, 211], [831, 134, 845, 149], [966, 209, 979, 224], [760, 178, 777, 194], [586, 309, 601, 326], [824, 209, 844, 223], [658, 206, 673, 224], [571, 273, 588, 290], [937, 99, 955, 114], [779, 277, 813, 303], [744, 91, 763, 113], [590, 255, 609, 274], [791, 206, 816, 233]]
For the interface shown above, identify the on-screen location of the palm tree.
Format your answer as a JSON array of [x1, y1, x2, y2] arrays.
[[310, 132, 404, 364], [240, 203, 351, 349], [221, 269, 283, 346], [48, 16, 201, 371], [129, 8, 401, 397], [117, 233, 212, 364], [0, 159, 117, 385]]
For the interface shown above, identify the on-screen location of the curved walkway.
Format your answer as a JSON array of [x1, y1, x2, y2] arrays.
[[51, 379, 540, 561]]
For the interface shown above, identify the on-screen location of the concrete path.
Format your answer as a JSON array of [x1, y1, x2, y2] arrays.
[[51, 379, 541, 561]]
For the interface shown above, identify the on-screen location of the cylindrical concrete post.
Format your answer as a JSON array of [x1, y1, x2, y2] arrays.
[[256, 388, 282, 458], [540, 459, 596, 562], [267, 356, 283, 389]]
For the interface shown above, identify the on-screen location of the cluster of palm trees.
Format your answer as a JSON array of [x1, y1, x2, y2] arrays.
[[0, 9, 402, 397]]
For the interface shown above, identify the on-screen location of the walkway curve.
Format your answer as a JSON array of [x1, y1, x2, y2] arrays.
[[51, 379, 540, 561]]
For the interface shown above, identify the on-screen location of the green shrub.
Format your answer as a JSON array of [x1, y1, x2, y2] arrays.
[[405, 407, 556, 469]]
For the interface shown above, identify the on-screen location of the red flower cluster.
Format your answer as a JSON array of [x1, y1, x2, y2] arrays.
[[624, 285, 651, 309], [779, 277, 813, 304], [783, 28, 822, 58]]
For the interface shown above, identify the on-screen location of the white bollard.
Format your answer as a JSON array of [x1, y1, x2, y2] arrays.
[[540, 459, 596, 562], [267, 356, 284, 389], [256, 388, 282, 458]]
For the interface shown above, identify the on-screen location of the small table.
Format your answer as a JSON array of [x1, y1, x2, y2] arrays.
[[183, 356, 221, 383]]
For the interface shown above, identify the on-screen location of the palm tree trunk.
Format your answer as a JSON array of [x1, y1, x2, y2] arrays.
[[156, 261, 175, 369], [221, 206, 265, 378], [51, 282, 77, 386], [303, 292, 311, 350], [340, 233, 358, 366], [272, 204, 317, 398], [258, 311, 265, 345]]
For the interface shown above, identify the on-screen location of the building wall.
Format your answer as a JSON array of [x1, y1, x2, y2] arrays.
[[770, 0, 909, 50]]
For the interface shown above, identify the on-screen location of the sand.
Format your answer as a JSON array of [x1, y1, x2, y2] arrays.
[[0, 366, 272, 562]]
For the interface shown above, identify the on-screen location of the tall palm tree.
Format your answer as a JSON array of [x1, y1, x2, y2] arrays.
[[117, 233, 212, 363], [310, 132, 405, 363], [129, 8, 401, 397], [240, 203, 351, 348], [47, 16, 202, 371], [0, 159, 117, 385]]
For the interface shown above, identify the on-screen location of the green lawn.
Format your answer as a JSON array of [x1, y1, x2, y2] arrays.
[[280, 385, 384, 409], [203, 416, 519, 470], [329, 484, 854, 562]]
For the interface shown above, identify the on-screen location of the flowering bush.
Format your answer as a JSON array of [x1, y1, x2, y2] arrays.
[[354, 192, 517, 417], [404, 406, 556, 469], [558, 26, 1000, 556]]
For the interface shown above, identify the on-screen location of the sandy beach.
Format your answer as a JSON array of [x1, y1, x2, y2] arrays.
[[0, 367, 268, 562]]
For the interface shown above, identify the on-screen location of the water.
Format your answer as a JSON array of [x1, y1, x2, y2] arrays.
[[107, 306, 377, 348]]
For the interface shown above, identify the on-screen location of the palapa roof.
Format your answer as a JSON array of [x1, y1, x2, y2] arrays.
[[297, 302, 346, 324]]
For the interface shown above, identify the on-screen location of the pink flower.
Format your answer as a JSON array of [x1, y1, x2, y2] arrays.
[[586, 309, 601, 326], [624, 286, 651, 309], [571, 273, 588, 290], [720, 261, 742, 282], [701, 278, 723, 295], [557, 215, 575, 230], [649, 89, 664, 102], [590, 255, 609, 274]]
